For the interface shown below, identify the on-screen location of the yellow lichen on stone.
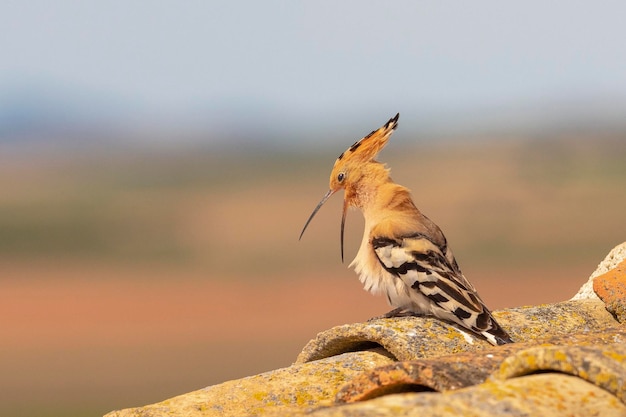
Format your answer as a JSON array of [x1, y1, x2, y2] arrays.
[[602, 350, 626, 363], [105, 350, 393, 417], [289, 374, 626, 417], [492, 341, 626, 406], [552, 350, 568, 363]]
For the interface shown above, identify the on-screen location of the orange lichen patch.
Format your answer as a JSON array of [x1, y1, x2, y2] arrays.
[[593, 259, 626, 322]]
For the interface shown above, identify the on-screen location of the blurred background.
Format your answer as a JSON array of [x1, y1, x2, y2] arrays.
[[2, 2, 626, 416]]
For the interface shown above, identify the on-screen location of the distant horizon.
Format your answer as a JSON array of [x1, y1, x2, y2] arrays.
[[1, 86, 626, 151], [0, 99, 626, 151]]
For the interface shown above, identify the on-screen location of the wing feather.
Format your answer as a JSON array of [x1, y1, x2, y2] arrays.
[[372, 233, 513, 345]]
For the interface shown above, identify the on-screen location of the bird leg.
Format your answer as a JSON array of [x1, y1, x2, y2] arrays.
[[367, 307, 426, 321]]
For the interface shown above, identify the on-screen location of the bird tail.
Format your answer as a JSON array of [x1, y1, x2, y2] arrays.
[[480, 315, 514, 345]]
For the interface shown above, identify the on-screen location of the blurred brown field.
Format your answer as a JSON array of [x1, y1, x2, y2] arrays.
[[1, 134, 625, 417]]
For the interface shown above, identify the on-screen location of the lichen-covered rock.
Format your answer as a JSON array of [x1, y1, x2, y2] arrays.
[[572, 241, 626, 300], [295, 299, 617, 363], [296, 316, 480, 364], [104, 350, 394, 417], [295, 374, 626, 417], [335, 328, 626, 403], [593, 259, 626, 323], [493, 342, 626, 403]]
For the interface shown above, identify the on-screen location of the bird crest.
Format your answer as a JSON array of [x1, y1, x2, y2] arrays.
[[334, 112, 399, 165]]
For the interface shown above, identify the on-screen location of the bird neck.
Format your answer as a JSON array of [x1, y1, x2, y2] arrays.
[[347, 165, 418, 220]]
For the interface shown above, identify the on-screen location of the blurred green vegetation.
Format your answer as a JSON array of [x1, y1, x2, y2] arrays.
[[0, 149, 324, 263], [1, 134, 625, 275]]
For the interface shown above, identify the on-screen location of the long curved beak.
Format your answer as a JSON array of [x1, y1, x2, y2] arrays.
[[299, 189, 348, 263], [340, 198, 348, 263], [299, 189, 335, 241]]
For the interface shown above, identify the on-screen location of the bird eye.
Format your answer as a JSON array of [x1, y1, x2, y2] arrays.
[[337, 172, 345, 182]]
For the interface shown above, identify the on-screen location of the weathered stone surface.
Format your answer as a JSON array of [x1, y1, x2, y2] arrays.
[[335, 328, 626, 403], [593, 259, 626, 323], [335, 352, 500, 403], [572, 241, 626, 300], [295, 299, 617, 364], [494, 342, 626, 403], [296, 316, 481, 364], [104, 350, 394, 417], [297, 374, 626, 417]]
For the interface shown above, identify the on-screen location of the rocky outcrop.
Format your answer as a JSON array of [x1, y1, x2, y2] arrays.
[[105, 242, 626, 417]]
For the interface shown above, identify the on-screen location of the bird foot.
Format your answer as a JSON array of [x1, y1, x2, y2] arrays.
[[367, 307, 425, 321]]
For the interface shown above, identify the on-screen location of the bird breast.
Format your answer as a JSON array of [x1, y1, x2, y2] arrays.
[[349, 224, 418, 310]]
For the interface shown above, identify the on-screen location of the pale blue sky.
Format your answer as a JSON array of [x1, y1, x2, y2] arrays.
[[2, 1, 626, 144]]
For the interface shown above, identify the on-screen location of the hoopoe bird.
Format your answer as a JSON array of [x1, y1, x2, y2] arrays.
[[299, 113, 513, 346]]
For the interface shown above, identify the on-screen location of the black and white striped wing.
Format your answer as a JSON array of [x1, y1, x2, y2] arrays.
[[372, 233, 513, 345]]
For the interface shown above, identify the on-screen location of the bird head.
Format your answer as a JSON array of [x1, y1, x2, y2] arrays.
[[299, 113, 399, 261]]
